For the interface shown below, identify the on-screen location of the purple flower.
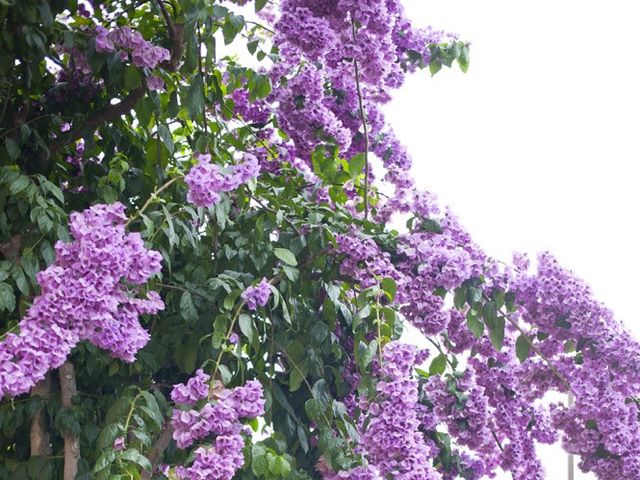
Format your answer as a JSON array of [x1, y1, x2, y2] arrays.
[[241, 278, 271, 311], [0, 202, 164, 399], [113, 436, 125, 451], [185, 153, 261, 208], [146, 75, 165, 91]]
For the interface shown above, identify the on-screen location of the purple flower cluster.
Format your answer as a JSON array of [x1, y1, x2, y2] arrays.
[[170, 372, 265, 479], [240, 278, 272, 310], [0, 203, 163, 399], [185, 152, 261, 208], [359, 342, 441, 479], [509, 253, 640, 477], [94, 26, 170, 69], [335, 230, 405, 303]]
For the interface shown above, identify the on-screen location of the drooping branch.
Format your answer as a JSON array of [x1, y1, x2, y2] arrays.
[[29, 373, 52, 457], [59, 361, 80, 480]]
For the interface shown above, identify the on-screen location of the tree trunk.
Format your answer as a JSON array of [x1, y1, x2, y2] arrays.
[[29, 374, 52, 457], [60, 362, 80, 480]]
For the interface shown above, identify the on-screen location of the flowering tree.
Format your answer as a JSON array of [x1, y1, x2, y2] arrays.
[[0, 1, 638, 479]]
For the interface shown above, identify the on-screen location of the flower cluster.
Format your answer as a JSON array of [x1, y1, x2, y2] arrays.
[[185, 153, 261, 208], [241, 278, 272, 311], [94, 26, 170, 69], [170, 371, 265, 480], [359, 342, 441, 479], [509, 253, 640, 477], [0, 203, 163, 399]]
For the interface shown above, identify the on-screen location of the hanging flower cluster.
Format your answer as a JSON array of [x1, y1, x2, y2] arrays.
[[241, 278, 272, 310], [0, 203, 163, 399], [94, 26, 170, 69], [360, 342, 441, 479], [185, 152, 261, 208], [170, 370, 265, 480]]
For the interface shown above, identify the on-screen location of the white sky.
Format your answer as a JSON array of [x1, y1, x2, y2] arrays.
[[387, 1, 640, 478]]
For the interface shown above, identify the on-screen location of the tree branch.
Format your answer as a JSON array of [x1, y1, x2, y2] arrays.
[[351, 19, 371, 220], [60, 361, 80, 480], [30, 373, 52, 457], [44, 2, 184, 166], [141, 421, 174, 480]]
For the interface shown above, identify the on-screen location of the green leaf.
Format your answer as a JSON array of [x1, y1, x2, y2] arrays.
[[466, 312, 484, 338], [274, 247, 297, 266], [94, 449, 116, 473], [348, 153, 366, 177], [248, 73, 271, 101], [305, 398, 325, 425], [252, 444, 269, 475], [239, 313, 257, 347], [420, 218, 443, 234], [222, 14, 245, 45], [516, 334, 532, 363], [429, 59, 442, 76], [179, 291, 198, 322], [429, 353, 447, 376], [120, 448, 152, 471], [380, 277, 397, 301], [255, 0, 268, 12], [186, 74, 205, 121], [482, 301, 498, 328], [466, 286, 483, 305], [489, 315, 506, 351], [453, 287, 466, 309], [0, 282, 15, 312]]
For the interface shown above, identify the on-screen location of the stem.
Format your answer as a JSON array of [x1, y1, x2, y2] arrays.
[[196, 22, 208, 136], [59, 362, 80, 480], [375, 305, 383, 366], [490, 427, 504, 453], [123, 392, 143, 435], [125, 176, 183, 228], [30, 374, 52, 457], [208, 275, 282, 399], [426, 337, 456, 370], [351, 19, 370, 220]]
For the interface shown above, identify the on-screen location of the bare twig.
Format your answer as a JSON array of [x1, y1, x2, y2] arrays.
[[60, 362, 80, 480]]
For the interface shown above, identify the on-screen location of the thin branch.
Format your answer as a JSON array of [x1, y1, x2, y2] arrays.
[[154, 0, 176, 40], [47, 86, 146, 160], [125, 175, 183, 228], [351, 19, 370, 220], [490, 427, 504, 453], [196, 22, 208, 136], [60, 361, 80, 480]]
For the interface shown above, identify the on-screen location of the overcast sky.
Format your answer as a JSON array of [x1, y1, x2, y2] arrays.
[[387, 1, 640, 478]]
